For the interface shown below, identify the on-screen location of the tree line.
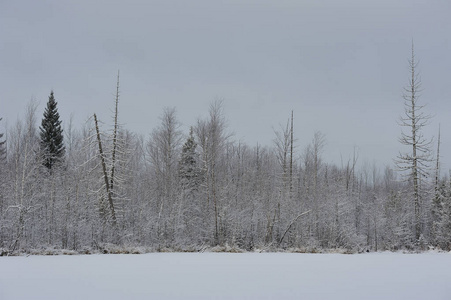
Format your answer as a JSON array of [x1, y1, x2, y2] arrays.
[[0, 50, 450, 254]]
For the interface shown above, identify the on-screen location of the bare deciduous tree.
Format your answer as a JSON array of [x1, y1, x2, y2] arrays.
[[195, 100, 229, 245], [147, 107, 182, 249]]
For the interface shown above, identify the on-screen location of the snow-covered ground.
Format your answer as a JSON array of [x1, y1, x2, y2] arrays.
[[0, 252, 450, 300]]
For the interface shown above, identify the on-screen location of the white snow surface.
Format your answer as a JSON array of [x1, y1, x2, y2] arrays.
[[0, 252, 450, 300]]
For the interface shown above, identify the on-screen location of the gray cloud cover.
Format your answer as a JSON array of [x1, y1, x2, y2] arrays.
[[1, 0, 450, 169]]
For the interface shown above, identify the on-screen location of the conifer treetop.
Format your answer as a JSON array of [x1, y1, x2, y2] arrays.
[[40, 91, 65, 170]]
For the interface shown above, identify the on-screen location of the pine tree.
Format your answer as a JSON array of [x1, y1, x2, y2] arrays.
[[40, 91, 65, 170]]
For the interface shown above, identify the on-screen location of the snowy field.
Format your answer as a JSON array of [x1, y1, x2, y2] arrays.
[[1, 252, 450, 300]]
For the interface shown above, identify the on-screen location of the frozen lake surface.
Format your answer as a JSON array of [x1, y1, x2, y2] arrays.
[[1, 252, 450, 300]]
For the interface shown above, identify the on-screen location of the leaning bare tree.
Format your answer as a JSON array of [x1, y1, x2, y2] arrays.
[[396, 43, 432, 242], [92, 71, 124, 238]]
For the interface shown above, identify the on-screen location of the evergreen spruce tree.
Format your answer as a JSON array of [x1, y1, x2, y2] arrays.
[[40, 91, 65, 170], [0, 118, 6, 162], [179, 127, 201, 192]]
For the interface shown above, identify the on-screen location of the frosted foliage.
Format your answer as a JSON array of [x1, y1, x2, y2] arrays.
[[0, 93, 448, 253]]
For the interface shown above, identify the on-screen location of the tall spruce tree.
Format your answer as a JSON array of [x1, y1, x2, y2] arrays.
[[0, 118, 6, 162], [40, 91, 65, 170], [179, 127, 201, 192]]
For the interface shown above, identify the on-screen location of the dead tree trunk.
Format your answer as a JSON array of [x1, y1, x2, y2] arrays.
[[94, 114, 117, 228]]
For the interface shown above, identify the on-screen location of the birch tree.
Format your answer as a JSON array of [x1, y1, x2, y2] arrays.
[[7, 102, 41, 252], [195, 100, 229, 245], [147, 107, 182, 248]]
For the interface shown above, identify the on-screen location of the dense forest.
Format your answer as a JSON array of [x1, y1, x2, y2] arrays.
[[1, 53, 450, 255]]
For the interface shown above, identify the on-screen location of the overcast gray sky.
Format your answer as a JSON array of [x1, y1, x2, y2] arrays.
[[1, 0, 450, 171]]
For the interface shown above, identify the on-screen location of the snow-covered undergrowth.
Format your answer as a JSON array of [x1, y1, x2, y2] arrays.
[[0, 244, 330, 256], [1, 252, 450, 300], [0, 243, 445, 257]]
